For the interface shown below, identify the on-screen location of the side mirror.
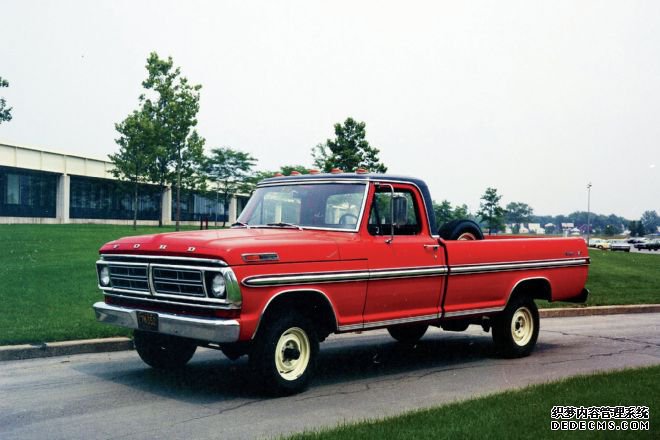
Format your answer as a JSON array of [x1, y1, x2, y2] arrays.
[[393, 195, 408, 225]]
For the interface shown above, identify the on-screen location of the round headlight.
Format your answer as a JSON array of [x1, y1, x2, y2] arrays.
[[99, 266, 111, 286], [210, 274, 226, 298]]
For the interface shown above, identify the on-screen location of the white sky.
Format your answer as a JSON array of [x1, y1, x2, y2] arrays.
[[1, 0, 658, 219]]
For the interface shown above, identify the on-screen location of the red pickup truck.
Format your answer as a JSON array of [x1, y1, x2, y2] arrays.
[[93, 172, 589, 394]]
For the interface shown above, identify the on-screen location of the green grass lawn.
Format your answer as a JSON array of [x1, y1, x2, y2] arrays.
[[287, 365, 659, 440], [0, 225, 658, 344], [582, 249, 660, 306], [0, 224, 202, 345]]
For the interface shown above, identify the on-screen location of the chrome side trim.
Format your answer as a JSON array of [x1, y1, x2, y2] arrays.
[[242, 258, 587, 288], [242, 266, 448, 287], [101, 254, 227, 266], [93, 302, 240, 343], [449, 258, 589, 275], [443, 306, 505, 318], [338, 313, 438, 332], [338, 323, 363, 331], [244, 270, 369, 286], [371, 267, 448, 279], [363, 313, 438, 329]]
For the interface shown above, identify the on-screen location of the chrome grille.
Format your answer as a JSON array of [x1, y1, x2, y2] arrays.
[[97, 255, 241, 308], [97, 256, 229, 303], [108, 264, 149, 292], [152, 267, 205, 297]]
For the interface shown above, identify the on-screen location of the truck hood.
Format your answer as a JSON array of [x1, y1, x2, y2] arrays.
[[99, 227, 344, 265]]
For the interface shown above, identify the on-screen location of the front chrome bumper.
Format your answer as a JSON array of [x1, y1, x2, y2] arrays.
[[93, 302, 240, 343]]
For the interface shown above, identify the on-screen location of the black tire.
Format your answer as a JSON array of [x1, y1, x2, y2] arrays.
[[250, 313, 319, 396], [492, 296, 539, 358], [133, 330, 197, 369], [438, 219, 484, 240], [387, 324, 428, 344]]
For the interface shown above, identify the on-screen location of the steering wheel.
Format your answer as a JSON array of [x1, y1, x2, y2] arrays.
[[338, 213, 358, 225]]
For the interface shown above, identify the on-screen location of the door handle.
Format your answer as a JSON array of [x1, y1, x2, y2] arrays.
[[424, 244, 439, 250]]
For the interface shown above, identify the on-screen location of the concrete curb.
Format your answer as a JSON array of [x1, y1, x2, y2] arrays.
[[0, 337, 133, 362], [539, 304, 660, 318], [2, 305, 659, 361]]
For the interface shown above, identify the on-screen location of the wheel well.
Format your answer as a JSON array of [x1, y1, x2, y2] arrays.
[[256, 290, 338, 341], [508, 278, 552, 303]]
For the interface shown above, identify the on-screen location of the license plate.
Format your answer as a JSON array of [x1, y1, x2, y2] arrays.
[[136, 311, 159, 331]]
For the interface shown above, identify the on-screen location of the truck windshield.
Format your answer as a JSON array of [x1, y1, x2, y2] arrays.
[[237, 183, 368, 231]]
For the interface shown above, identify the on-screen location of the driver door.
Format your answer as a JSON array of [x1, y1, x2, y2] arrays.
[[362, 184, 445, 325]]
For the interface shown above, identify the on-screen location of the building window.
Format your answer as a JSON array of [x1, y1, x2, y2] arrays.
[[6, 174, 19, 204], [69, 175, 160, 220], [0, 166, 58, 218], [236, 196, 250, 218], [173, 189, 226, 222]]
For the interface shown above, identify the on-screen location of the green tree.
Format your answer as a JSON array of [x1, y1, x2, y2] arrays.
[[453, 204, 470, 220], [433, 200, 454, 226], [641, 210, 659, 234], [109, 109, 156, 229], [505, 201, 534, 234], [204, 147, 257, 227], [505, 202, 534, 224], [604, 224, 616, 236], [477, 187, 505, 234], [279, 165, 310, 175], [0, 76, 12, 124], [313, 117, 387, 173], [139, 52, 205, 230]]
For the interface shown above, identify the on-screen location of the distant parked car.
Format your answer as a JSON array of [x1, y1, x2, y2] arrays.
[[609, 241, 631, 252], [627, 238, 647, 244], [588, 239, 610, 250], [636, 239, 660, 251]]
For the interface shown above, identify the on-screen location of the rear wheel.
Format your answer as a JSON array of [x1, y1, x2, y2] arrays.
[[250, 313, 319, 395], [492, 297, 539, 358], [387, 324, 428, 344], [133, 330, 197, 369]]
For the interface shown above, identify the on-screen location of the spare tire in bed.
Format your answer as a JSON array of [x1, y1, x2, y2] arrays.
[[438, 219, 484, 240]]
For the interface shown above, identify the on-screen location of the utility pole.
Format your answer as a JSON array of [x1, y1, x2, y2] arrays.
[[586, 183, 592, 245]]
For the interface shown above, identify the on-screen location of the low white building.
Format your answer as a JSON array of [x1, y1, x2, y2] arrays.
[[0, 141, 247, 225]]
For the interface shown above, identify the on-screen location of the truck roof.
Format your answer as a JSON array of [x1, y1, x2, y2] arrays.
[[259, 173, 438, 234]]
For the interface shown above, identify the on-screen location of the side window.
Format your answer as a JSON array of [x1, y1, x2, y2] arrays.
[[368, 189, 421, 236]]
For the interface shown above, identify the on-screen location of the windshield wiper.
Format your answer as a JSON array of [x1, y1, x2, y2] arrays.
[[231, 221, 250, 228], [266, 222, 303, 230]]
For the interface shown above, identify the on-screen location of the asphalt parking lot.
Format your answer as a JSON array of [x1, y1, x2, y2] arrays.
[[2, 313, 659, 440]]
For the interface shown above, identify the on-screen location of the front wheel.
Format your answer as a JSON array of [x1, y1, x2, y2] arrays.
[[133, 330, 197, 369], [250, 313, 319, 395], [491, 297, 539, 358]]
